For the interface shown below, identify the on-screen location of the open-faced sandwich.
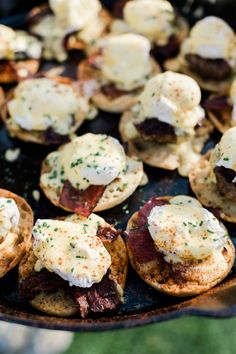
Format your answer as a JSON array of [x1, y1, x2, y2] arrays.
[[203, 77, 236, 133], [165, 16, 236, 94], [126, 195, 235, 296], [189, 126, 236, 223], [19, 213, 128, 317], [29, 0, 111, 62], [78, 33, 161, 113], [40, 133, 145, 215], [1, 76, 93, 145], [0, 24, 42, 83], [0, 188, 33, 278], [119, 71, 213, 176], [110, 0, 189, 60]]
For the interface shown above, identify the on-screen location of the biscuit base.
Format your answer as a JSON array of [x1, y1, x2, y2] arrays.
[[0, 189, 33, 278], [19, 232, 128, 317], [126, 196, 235, 297], [78, 57, 161, 113], [189, 151, 236, 223], [119, 110, 213, 175]]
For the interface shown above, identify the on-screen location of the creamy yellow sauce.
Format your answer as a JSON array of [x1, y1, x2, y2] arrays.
[[8, 78, 89, 135], [148, 195, 227, 265], [33, 214, 111, 288], [101, 33, 151, 91]]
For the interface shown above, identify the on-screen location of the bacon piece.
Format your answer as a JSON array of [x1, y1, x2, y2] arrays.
[[59, 180, 106, 217], [126, 228, 157, 263], [101, 84, 130, 100], [203, 96, 232, 112], [137, 197, 169, 227], [97, 226, 121, 243], [44, 127, 70, 145], [71, 272, 120, 318], [19, 269, 65, 300]]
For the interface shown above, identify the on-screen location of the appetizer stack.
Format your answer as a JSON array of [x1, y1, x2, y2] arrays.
[[0, 0, 236, 319]]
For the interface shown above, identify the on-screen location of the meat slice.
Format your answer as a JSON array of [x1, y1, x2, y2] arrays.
[[44, 127, 70, 145], [203, 96, 232, 112], [111, 0, 128, 18], [137, 197, 169, 227], [126, 227, 157, 263], [59, 180, 106, 217], [101, 84, 130, 100], [19, 269, 65, 300], [135, 118, 177, 143], [72, 272, 120, 318], [214, 166, 236, 202], [185, 54, 232, 80], [97, 226, 121, 243], [152, 34, 180, 60]]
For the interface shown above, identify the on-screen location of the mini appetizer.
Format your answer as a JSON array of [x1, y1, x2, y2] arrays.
[[190, 127, 236, 223], [119, 71, 213, 176], [0, 188, 33, 278], [40, 133, 145, 215], [0, 25, 42, 83], [1, 77, 92, 145], [110, 0, 189, 60], [203, 77, 236, 133], [126, 195, 235, 296], [29, 0, 111, 62], [78, 33, 161, 113], [165, 16, 236, 94], [19, 213, 128, 317]]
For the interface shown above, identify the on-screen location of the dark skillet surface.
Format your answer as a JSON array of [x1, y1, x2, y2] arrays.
[[0, 1, 236, 332]]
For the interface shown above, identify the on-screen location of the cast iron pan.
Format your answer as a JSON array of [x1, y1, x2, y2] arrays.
[[0, 0, 236, 332]]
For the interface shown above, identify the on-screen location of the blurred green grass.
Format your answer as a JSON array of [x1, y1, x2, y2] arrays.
[[65, 316, 236, 354]]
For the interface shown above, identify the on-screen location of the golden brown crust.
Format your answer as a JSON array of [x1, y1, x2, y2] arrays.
[[19, 218, 128, 317], [126, 196, 235, 297], [1, 77, 86, 144], [164, 55, 233, 94], [0, 59, 40, 84], [119, 109, 213, 175], [40, 146, 144, 213], [189, 151, 236, 223], [78, 57, 161, 113], [0, 189, 33, 278]]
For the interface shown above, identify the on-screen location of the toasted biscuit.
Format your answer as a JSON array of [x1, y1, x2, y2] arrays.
[[164, 56, 232, 94], [1, 77, 87, 145], [0, 189, 33, 278], [19, 217, 128, 317], [78, 57, 161, 113], [119, 109, 213, 175], [126, 196, 235, 297], [0, 59, 40, 84], [40, 145, 144, 213], [189, 151, 236, 223]]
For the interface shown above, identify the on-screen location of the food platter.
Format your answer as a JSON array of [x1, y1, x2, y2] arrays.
[[0, 0, 236, 332]]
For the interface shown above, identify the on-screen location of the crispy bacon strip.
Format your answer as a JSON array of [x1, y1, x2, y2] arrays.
[[97, 226, 121, 243], [126, 227, 157, 263], [72, 272, 120, 318], [137, 197, 169, 227], [59, 180, 106, 217], [19, 269, 65, 300]]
